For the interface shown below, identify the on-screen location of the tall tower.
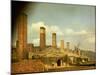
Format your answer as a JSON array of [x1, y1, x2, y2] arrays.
[[40, 27, 46, 49], [17, 13, 27, 61], [60, 40, 64, 50], [52, 33, 57, 48], [66, 42, 70, 50]]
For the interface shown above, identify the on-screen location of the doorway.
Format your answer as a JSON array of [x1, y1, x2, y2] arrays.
[[57, 59, 61, 66]]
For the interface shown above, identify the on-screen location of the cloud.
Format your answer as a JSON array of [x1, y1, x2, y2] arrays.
[[30, 21, 63, 36], [83, 32, 95, 44], [65, 28, 95, 50], [28, 22, 95, 51], [32, 38, 39, 46], [28, 21, 64, 46], [49, 25, 63, 36], [76, 30, 87, 35], [65, 28, 73, 34], [31, 21, 46, 33], [86, 37, 95, 43], [65, 28, 88, 35]]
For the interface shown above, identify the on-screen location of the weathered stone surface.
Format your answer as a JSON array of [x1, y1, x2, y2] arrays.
[[11, 59, 45, 74]]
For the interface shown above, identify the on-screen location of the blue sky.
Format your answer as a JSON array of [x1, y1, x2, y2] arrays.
[[14, 2, 96, 51]]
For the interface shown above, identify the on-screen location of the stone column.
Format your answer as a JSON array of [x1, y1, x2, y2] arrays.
[[66, 42, 70, 50], [40, 27, 46, 50], [17, 13, 27, 61], [60, 40, 64, 50], [52, 33, 57, 48]]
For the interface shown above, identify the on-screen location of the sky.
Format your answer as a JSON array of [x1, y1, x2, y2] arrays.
[[13, 2, 96, 52]]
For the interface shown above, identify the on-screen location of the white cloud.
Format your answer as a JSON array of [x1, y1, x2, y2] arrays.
[[30, 21, 63, 36], [31, 21, 47, 33], [65, 28, 88, 35], [32, 38, 39, 46], [86, 37, 95, 43], [84, 32, 95, 44], [76, 30, 87, 35], [65, 28, 74, 34], [49, 25, 63, 36], [28, 22, 95, 51], [28, 21, 64, 46]]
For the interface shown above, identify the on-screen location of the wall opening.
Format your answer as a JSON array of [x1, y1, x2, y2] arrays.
[[57, 59, 61, 66]]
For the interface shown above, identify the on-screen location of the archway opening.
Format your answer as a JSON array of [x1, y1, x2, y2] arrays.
[[57, 59, 61, 66]]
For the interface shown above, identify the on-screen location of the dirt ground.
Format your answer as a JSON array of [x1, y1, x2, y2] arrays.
[[11, 59, 96, 74]]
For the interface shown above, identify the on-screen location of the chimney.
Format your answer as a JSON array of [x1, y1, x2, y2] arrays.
[[52, 33, 57, 48], [66, 42, 70, 50], [60, 40, 64, 49], [40, 27, 46, 49]]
